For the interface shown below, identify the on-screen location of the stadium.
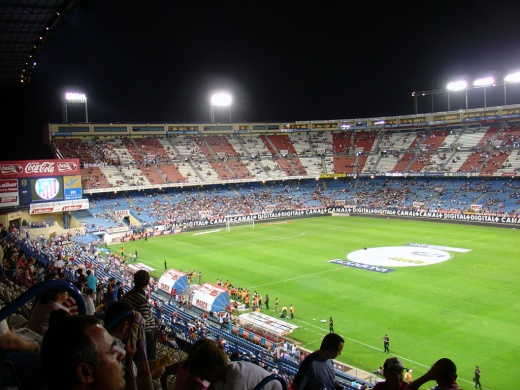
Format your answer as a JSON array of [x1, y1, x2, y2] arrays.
[[1, 3, 519, 390], [1, 107, 520, 389]]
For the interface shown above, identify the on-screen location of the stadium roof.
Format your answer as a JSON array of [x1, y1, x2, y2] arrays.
[[0, 0, 82, 88]]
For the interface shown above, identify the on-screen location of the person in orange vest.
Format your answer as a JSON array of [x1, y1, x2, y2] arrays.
[[405, 369, 412, 383]]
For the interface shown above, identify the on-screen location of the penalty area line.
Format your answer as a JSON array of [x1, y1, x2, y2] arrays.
[[193, 229, 222, 236]]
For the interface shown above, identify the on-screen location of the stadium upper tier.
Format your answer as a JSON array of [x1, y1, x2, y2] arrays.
[[50, 120, 520, 194]]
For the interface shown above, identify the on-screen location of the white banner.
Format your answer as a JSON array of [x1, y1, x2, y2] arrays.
[[29, 198, 89, 214]]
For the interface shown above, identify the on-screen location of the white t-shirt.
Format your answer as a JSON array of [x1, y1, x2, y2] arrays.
[[214, 361, 283, 390]]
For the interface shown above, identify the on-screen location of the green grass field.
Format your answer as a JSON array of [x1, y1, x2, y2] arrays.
[[110, 216, 519, 389]]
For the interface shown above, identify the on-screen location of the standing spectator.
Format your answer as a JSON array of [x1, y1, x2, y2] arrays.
[[41, 315, 126, 390], [403, 358, 461, 390], [372, 357, 407, 390], [105, 277, 118, 307], [116, 281, 124, 300], [291, 332, 344, 390], [474, 365, 482, 389], [329, 316, 334, 333], [290, 304, 294, 319], [120, 270, 157, 360], [84, 288, 96, 315], [383, 334, 390, 354], [86, 269, 98, 297]]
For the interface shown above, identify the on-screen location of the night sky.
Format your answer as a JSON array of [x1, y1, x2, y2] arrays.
[[2, 0, 520, 159]]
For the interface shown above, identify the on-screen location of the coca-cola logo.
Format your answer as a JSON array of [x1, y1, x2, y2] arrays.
[[0, 164, 23, 175], [58, 162, 78, 172], [25, 162, 56, 174]]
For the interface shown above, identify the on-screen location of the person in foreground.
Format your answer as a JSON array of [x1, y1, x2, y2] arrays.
[[41, 314, 126, 390], [291, 332, 345, 390], [186, 338, 284, 390], [403, 358, 461, 390], [104, 300, 166, 389], [0, 318, 44, 389], [372, 357, 407, 390], [160, 339, 210, 390]]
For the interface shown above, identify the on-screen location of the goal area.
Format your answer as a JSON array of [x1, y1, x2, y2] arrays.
[[226, 219, 255, 232]]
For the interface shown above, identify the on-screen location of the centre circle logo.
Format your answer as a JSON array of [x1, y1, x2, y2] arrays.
[[347, 246, 452, 267]]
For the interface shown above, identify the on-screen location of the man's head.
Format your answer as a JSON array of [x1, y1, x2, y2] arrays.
[[42, 315, 125, 390], [104, 300, 134, 341], [186, 338, 228, 382], [434, 358, 458, 385], [133, 270, 150, 289], [320, 332, 345, 359], [383, 357, 405, 383]]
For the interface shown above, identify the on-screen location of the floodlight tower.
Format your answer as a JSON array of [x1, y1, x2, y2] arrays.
[[63, 92, 88, 123], [210, 92, 232, 123], [446, 80, 468, 110], [504, 71, 520, 105], [473, 76, 495, 108]]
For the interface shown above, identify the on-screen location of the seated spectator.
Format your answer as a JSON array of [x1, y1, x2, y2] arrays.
[[403, 358, 461, 390], [161, 339, 211, 390], [0, 318, 44, 389], [27, 288, 70, 336], [104, 300, 166, 389], [186, 338, 284, 389], [41, 314, 126, 390]]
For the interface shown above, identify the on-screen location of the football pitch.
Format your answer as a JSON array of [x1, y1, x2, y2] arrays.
[[110, 216, 519, 389]]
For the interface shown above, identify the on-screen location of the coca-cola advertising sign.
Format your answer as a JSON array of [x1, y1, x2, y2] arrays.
[[0, 159, 80, 178]]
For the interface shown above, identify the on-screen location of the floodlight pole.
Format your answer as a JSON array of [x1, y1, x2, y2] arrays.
[[63, 92, 88, 123], [210, 92, 232, 123], [63, 101, 68, 123]]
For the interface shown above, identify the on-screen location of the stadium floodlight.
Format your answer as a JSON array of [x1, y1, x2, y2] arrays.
[[446, 80, 468, 110], [473, 77, 495, 108], [447, 80, 468, 91], [504, 71, 520, 105], [210, 92, 232, 123], [63, 92, 88, 123]]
